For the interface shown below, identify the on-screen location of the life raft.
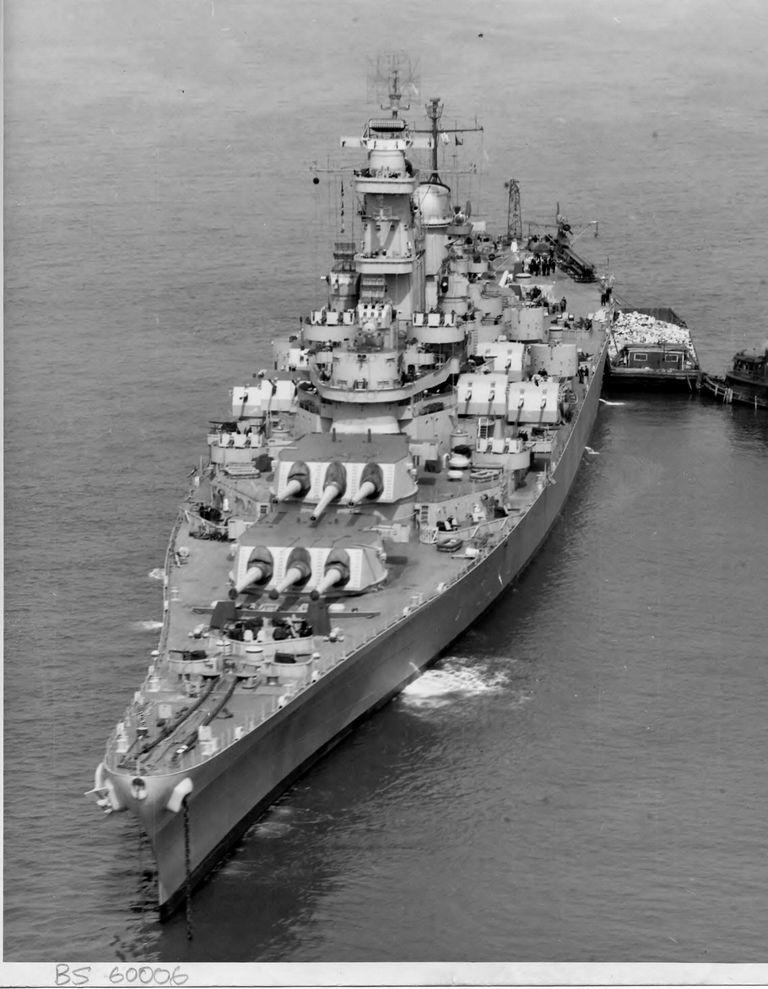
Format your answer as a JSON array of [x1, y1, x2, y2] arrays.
[[436, 537, 464, 553]]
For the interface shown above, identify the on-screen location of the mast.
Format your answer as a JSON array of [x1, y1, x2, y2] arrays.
[[415, 97, 483, 182], [504, 178, 523, 242]]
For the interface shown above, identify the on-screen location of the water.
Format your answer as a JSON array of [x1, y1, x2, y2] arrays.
[[5, 0, 768, 974]]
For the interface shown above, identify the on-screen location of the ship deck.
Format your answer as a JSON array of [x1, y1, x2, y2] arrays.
[[114, 266, 607, 774], [166, 468, 548, 649], [501, 269, 606, 333], [119, 457, 552, 775]]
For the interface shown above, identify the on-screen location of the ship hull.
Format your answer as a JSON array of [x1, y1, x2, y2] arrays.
[[697, 373, 768, 409], [111, 346, 607, 917], [604, 364, 699, 393]]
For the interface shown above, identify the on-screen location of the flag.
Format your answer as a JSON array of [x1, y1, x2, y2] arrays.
[[454, 134, 463, 146], [440, 132, 449, 146]]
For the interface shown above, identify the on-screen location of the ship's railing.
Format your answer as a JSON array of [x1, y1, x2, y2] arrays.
[[157, 508, 188, 658], [153, 467, 217, 661], [418, 512, 511, 545], [412, 311, 458, 328], [357, 247, 415, 261], [354, 166, 410, 180], [309, 308, 357, 326]]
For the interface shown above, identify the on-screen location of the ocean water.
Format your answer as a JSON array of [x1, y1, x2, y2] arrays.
[[4, 0, 768, 972]]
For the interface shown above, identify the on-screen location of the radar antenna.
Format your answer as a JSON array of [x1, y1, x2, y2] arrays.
[[367, 52, 420, 118]]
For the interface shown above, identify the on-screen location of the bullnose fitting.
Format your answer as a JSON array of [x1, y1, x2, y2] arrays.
[[166, 777, 194, 813]]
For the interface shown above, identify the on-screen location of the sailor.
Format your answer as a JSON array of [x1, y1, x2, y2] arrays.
[[286, 616, 301, 638]]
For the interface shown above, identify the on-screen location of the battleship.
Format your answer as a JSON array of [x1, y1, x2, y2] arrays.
[[88, 58, 612, 917]]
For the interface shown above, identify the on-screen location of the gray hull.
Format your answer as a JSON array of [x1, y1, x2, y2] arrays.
[[139, 348, 607, 916]]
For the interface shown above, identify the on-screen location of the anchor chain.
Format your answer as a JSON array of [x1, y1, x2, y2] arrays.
[[138, 823, 146, 936], [183, 795, 193, 941]]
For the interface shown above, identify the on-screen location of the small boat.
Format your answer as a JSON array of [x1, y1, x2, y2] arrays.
[[604, 306, 701, 392], [698, 342, 768, 409]]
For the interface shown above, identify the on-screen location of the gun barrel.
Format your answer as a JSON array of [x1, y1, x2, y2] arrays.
[[278, 477, 305, 502], [350, 479, 377, 505], [239, 563, 268, 590], [314, 566, 345, 597], [229, 563, 271, 598], [310, 482, 343, 522], [273, 563, 311, 596]]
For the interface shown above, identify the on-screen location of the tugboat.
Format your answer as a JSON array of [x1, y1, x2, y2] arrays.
[[698, 341, 768, 409], [87, 57, 610, 918], [604, 307, 701, 391]]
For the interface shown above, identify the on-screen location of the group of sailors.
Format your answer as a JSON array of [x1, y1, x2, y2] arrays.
[[219, 424, 265, 448], [227, 615, 313, 643], [599, 274, 615, 307], [527, 253, 557, 277], [435, 503, 486, 529], [434, 500, 513, 536]]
